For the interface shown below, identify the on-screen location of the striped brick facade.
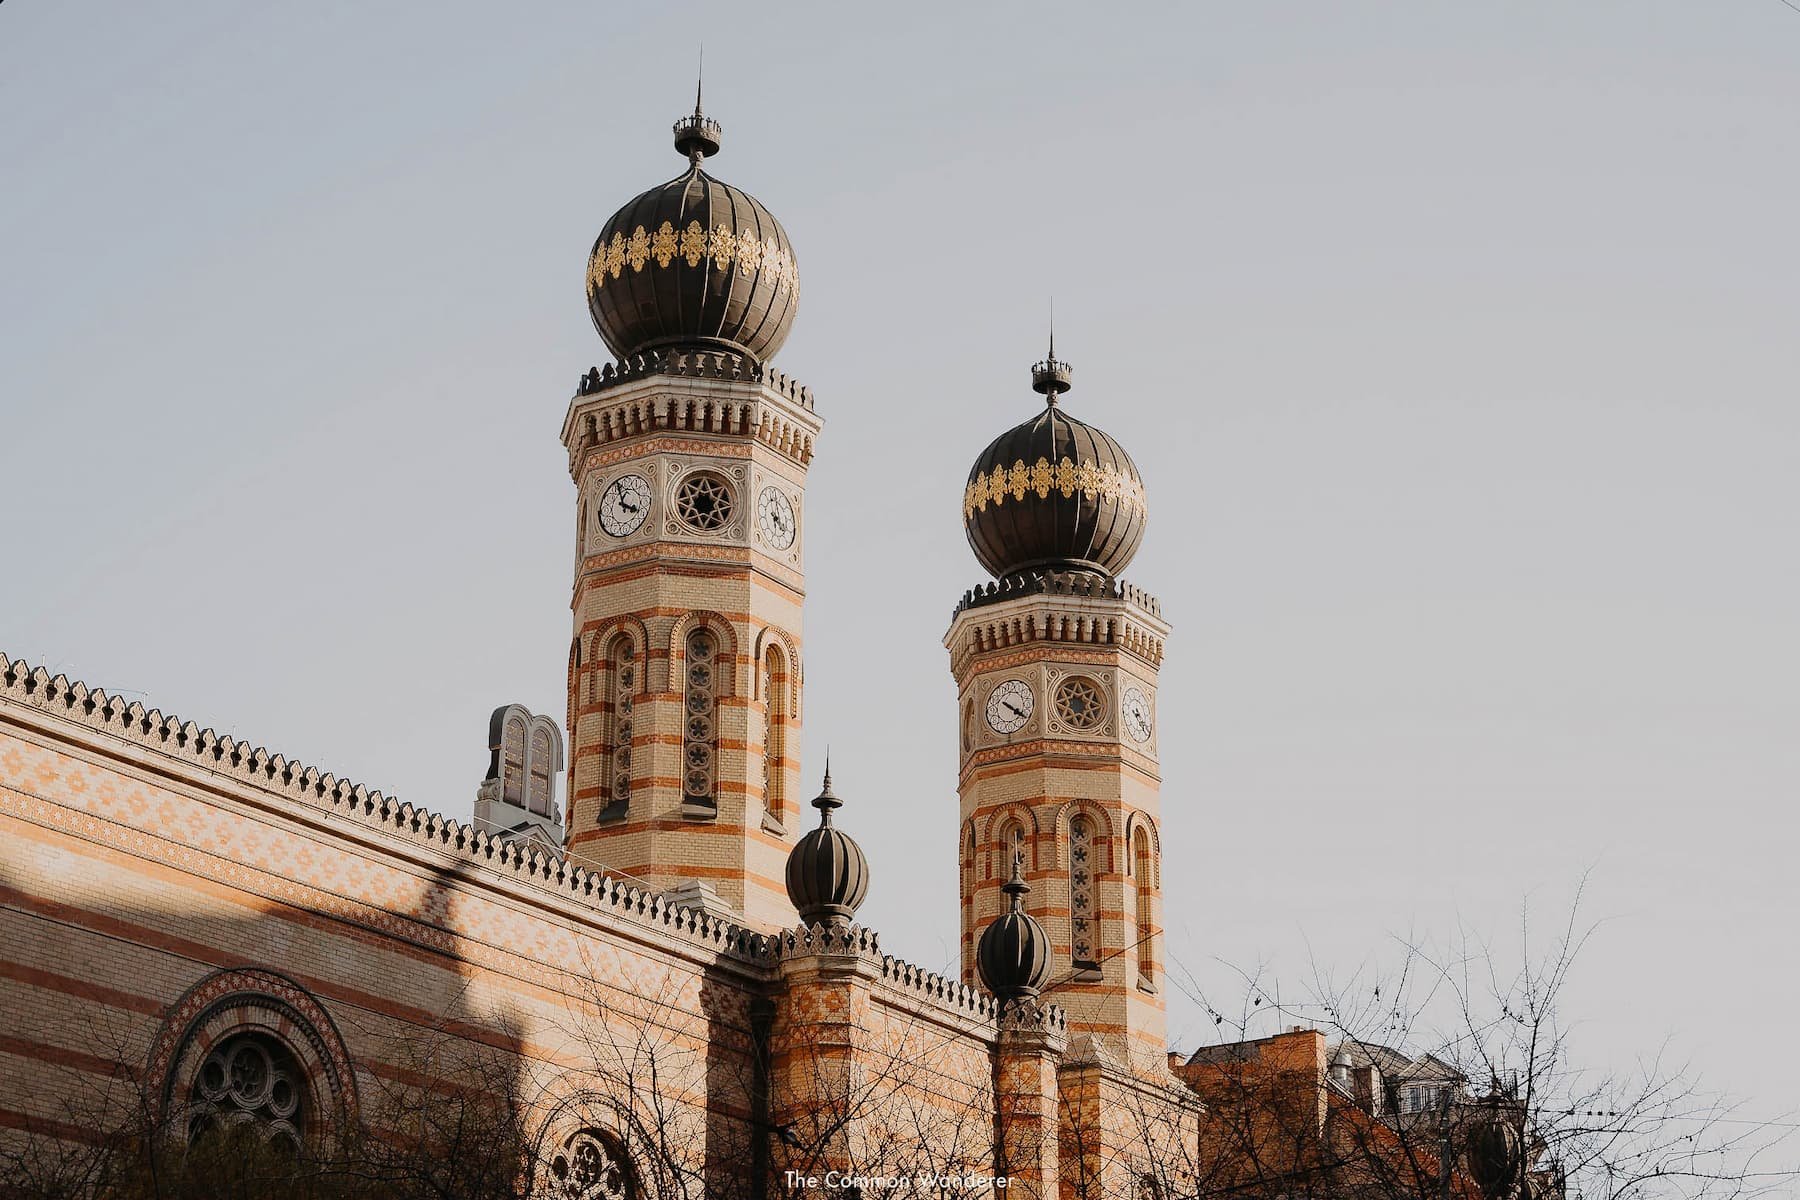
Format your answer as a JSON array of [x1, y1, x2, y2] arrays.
[[948, 582, 1172, 1074], [561, 366, 821, 930]]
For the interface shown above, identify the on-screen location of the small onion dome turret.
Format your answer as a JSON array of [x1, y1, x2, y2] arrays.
[[785, 765, 870, 926], [977, 851, 1052, 1002], [1466, 1101, 1524, 1200], [963, 340, 1147, 581], [585, 87, 798, 366]]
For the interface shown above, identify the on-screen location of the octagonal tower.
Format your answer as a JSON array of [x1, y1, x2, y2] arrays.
[[947, 340, 1169, 1070], [562, 95, 817, 929]]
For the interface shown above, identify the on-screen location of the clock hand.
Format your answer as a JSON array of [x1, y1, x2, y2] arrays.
[[1004, 702, 1025, 719]]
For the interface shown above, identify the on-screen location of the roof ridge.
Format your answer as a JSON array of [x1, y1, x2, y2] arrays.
[[0, 649, 771, 965]]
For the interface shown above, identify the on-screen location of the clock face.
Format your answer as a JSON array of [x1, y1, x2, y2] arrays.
[[757, 485, 796, 550], [1123, 686, 1153, 743], [985, 678, 1034, 735], [598, 473, 652, 537]]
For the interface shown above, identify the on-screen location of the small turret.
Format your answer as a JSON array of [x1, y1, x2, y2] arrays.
[[784, 765, 870, 926], [977, 851, 1052, 1001]]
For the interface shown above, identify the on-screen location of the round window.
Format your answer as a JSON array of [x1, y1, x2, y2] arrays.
[[1054, 677, 1106, 731], [674, 472, 734, 532]]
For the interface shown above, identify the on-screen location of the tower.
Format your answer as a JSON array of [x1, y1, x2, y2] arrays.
[[561, 93, 819, 929], [946, 343, 1170, 1070]]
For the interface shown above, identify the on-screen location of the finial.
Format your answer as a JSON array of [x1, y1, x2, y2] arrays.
[[811, 757, 840, 824], [1031, 310, 1073, 404], [672, 57, 722, 163], [1002, 848, 1030, 912]]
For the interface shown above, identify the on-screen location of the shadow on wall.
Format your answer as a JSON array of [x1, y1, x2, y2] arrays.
[[0, 843, 545, 1195]]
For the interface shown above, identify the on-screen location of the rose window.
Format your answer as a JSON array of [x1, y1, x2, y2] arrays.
[[186, 1032, 305, 1155], [674, 473, 734, 532], [1055, 677, 1106, 731], [550, 1130, 636, 1200]]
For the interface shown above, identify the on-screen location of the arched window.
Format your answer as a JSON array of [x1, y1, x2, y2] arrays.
[[1134, 823, 1156, 984], [996, 818, 1027, 878], [961, 701, 975, 753], [603, 634, 636, 818], [961, 825, 977, 981], [1070, 814, 1098, 967], [186, 1031, 307, 1156], [682, 627, 719, 811], [528, 724, 554, 816], [501, 716, 526, 807], [549, 1129, 636, 1200], [762, 644, 788, 826]]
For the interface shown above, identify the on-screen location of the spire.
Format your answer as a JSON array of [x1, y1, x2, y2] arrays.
[[672, 56, 722, 163], [785, 760, 869, 926], [1030, 308, 1072, 404], [813, 756, 839, 824], [1002, 848, 1030, 913], [977, 847, 1052, 1001]]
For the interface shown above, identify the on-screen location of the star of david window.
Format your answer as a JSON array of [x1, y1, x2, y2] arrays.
[[549, 1130, 636, 1200], [1055, 677, 1106, 731], [186, 1032, 306, 1157], [674, 472, 734, 532]]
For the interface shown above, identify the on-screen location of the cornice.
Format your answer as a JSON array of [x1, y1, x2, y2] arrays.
[[561, 353, 822, 474], [945, 578, 1169, 678]]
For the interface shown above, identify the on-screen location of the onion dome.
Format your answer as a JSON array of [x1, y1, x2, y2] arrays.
[[1466, 1102, 1524, 1200], [585, 85, 799, 366], [963, 339, 1147, 581], [785, 765, 870, 926], [977, 852, 1052, 1002]]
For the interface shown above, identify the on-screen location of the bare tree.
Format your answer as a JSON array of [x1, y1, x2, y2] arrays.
[[1163, 886, 1796, 1200]]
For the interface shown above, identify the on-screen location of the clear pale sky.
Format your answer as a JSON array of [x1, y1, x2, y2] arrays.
[[3, 0, 1796, 1134]]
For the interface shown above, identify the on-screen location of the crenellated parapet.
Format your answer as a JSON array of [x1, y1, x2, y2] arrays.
[[945, 573, 1169, 678], [564, 354, 820, 474], [574, 350, 813, 409], [0, 650, 771, 967], [954, 570, 1161, 619]]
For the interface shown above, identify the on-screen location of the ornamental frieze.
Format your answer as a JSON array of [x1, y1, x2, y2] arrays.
[[582, 438, 755, 475], [962, 456, 1147, 520], [587, 220, 798, 299]]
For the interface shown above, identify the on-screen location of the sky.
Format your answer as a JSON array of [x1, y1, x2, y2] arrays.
[[3, 0, 1797, 1138]]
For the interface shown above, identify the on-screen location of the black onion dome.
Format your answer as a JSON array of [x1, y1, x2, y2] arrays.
[[585, 99, 798, 365], [963, 345, 1147, 581], [977, 853, 1052, 1001], [785, 766, 870, 926]]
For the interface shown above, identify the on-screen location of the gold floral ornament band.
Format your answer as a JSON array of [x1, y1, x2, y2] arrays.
[[963, 457, 1147, 520], [588, 220, 798, 298]]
